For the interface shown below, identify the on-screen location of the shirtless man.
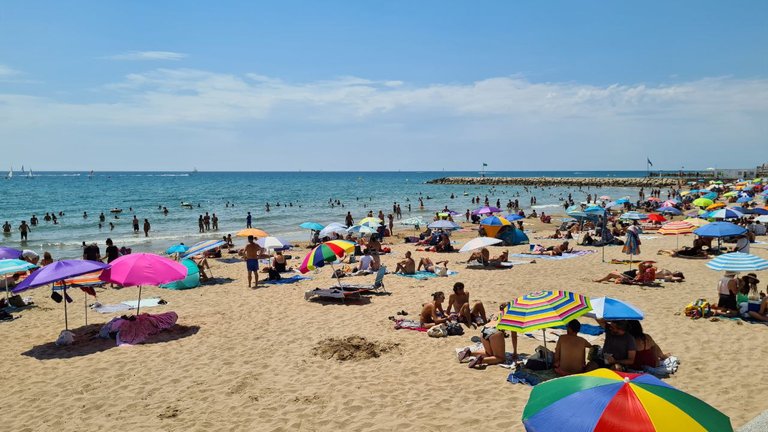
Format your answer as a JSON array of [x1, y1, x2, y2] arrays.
[[243, 235, 265, 288], [417, 257, 448, 273], [554, 319, 592, 376], [446, 282, 487, 327], [419, 291, 449, 328], [395, 251, 416, 274]]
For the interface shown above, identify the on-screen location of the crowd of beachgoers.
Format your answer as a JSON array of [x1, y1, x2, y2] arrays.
[[2, 177, 767, 430]]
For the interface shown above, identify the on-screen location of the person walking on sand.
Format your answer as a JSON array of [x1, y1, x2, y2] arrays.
[[143, 219, 151, 237], [244, 235, 264, 288]]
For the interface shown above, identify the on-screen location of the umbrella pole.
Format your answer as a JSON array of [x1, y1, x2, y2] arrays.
[[542, 329, 549, 369], [63, 283, 69, 331], [84, 291, 88, 326], [4, 278, 8, 300], [136, 285, 142, 315], [330, 262, 341, 287]]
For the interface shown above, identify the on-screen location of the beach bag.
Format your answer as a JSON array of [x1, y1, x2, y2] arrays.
[[446, 322, 464, 336], [684, 299, 711, 318], [427, 324, 447, 338], [267, 268, 282, 281]]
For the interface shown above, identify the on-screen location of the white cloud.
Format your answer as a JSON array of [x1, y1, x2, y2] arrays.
[[0, 64, 20, 77], [106, 51, 188, 61], [0, 69, 766, 170]]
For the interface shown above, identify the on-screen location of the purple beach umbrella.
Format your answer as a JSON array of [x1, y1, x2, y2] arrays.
[[472, 206, 502, 215], [13, 259, 110, 330], [0, 246, 22, 260]]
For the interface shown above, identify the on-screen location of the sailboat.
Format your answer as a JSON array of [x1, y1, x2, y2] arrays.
[[5, 166, 12, 180], [88, 170, 94, 179], [27, 167, 33, 179]]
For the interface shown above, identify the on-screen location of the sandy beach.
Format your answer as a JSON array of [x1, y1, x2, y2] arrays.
[[2, 218, 767, 432]]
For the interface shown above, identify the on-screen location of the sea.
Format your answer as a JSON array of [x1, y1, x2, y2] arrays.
[[0, 170, 654, 258]]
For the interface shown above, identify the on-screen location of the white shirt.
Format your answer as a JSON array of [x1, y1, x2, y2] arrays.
[[359, 255, 374, 271]]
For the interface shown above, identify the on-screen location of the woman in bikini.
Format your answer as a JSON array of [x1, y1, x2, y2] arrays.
[[458, 303, 518, 368], [419, 291, 449, 328]]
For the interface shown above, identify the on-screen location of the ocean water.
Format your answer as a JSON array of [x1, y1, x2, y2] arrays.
[[0, 170, 652, 258]]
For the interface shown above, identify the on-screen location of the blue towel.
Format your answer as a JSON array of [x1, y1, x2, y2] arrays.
[[263, 275, 310, 285], [553, 323, 605, 336], [394, 270, 458, 280]]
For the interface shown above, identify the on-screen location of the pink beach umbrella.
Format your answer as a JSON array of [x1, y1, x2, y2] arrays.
[[99, 253, 186, 314]]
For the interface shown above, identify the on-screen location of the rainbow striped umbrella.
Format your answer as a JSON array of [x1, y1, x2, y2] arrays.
[[298, 240, 355, 274], [522, 369, 732, 431], [498, 290, 591, 333]]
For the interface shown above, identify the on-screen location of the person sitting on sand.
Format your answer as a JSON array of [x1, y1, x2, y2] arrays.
[[554, 319, 592, 376], [587, 320, 636, 372], [420, 291, 449, 328], [446, 282, 487, 327], [714, 271, 739, 317], [548, 229, 563, 239], [467, 247, 490, 266], [626, 320, 669, 370], [355, 249, 374, 275], [748, 297, 768, 322], [40, 251, 54, 266], [418, 257, 449, 275], [458, 303, 518, 368], [272, 250, 290, 273], [434, 234, 454, 252], [581, 231, 595, 246], [395, 251, 416, 274]]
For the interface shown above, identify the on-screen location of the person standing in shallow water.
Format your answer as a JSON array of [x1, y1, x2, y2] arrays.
[[132, 215, 140, 233], [143, 219, 151, 237], [246, 212, 252, 228]]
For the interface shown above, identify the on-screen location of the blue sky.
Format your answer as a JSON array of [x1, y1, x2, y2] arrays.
[[1, 1, 766, 171]]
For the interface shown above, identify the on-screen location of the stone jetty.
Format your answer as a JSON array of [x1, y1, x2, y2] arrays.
[[426, 176, 682, 187]]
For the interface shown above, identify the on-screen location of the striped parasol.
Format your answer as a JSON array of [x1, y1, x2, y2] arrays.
[[706, 252, 768, 272], [181, 239, 226, 258], [299, 240, 355, 274], [0, 259, 37, 299], [53, 270, 106, 289], [658, 220, 695, 248], [522, 369, 732, 431], [497, 290, 591, 333], [684, 217, 709, 227]]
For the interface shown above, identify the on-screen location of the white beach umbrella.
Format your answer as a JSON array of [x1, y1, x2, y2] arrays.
[[319, 223, 347, 238], [459, 237, 502, 253], [347, 224, 378, 235]]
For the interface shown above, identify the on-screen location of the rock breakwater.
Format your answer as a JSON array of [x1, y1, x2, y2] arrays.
[[426, 177, 681, 187]]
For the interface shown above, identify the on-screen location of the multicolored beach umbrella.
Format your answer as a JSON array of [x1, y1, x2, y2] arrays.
[[522, 369, 733, 432], [706, 252, 768, 272], [480, 215, 510, 238], [358, 217, 383, 226], [181, 239, 225, 259], [497, 290, 591, 333], [0, 259, 36, 299], [707, 207, 744, 220], [298, 240, 355, 274], [658, 220, 695, 248]]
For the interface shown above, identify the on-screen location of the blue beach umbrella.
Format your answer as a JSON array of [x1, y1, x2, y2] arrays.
[[703, 192, 718, 200], [620, 211, 648, 220], [736, 196, 752, 203], [299, 222, 325, 231], [615, 198, 630, 204], [657, 206, 682, 215], [586, 296, 645, 320], [750, 208, 768, 215], [0, 259, 37, 299], [706, 252, 768, 272], [505, 214, 524, 221], [707, 208, 744, 220], [693, 222, 747, 238], [181, 239, 226, 259], [166, 244, 189, 255]]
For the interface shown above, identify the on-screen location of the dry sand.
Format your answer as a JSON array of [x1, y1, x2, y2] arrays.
[[2, 219, 768, 431]]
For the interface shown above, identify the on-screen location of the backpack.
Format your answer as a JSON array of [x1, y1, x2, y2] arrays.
[[446, 322, 464, 336], [684, 299, 711, 319], [267, 268, 282, 281]]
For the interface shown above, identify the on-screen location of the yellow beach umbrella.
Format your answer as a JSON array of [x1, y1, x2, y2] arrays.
[[236, 228, 269, 238], [706, 202, 726, 210], [359, 217, 383, 226]]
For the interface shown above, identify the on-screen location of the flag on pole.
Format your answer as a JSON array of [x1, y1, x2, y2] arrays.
[[647, 158, 653, 167]]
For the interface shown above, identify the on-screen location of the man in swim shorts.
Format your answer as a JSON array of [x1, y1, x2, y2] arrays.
[[244, 235, 264, 288]]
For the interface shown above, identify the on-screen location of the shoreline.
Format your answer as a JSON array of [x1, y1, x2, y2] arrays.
[[427, 176, 689, 187]]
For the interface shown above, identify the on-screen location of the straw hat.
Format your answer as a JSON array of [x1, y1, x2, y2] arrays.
[[743, 273, 760, 284]]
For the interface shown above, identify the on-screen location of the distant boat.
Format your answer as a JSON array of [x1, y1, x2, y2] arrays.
[[192, 167, 198, 175], [6, 166, 12, 180], [27, 167, 33, 179], [88, 170, 94, 179]]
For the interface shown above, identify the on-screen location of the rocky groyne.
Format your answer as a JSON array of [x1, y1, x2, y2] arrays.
[[426, 176, 682, 187]]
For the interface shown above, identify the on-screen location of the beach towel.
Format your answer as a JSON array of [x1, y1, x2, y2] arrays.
[[509, 250, 595, 261], [554, 323, 605, 336], [394, 319, 428, 332], [394, 270, 458, 280], [507, 369, 558, 386], [92, 303, 132, 314], [121, 297, 165, 309], [100, 311, 178, 345], [262, 275, 310, 285], [610, 259, 643, 264]]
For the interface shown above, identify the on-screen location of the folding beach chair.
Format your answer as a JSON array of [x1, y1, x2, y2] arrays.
[[336, 265, 388, 294]]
